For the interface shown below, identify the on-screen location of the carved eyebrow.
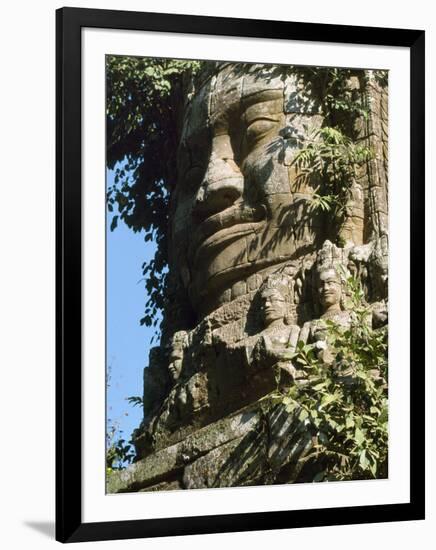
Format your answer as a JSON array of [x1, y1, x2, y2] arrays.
[[247, 116, 279, 125], [243, 98, 283, 126], [242, 88, 283, 107]]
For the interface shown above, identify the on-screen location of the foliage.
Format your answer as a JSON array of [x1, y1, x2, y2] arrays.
[[106, 396, 143, 472], [289, 68, 388, 237], [126, 395, 143, 408], [106, 402, 142, 473], [106, 404, 135, 473], [106, 425, 135, 474], [312, 67, 370, 125], [277, 274, 388, 481], [289, 68, 376, 234], [106, 366, 138, 473], [106, 56, 203, 327], [292, 126, 373, 224]]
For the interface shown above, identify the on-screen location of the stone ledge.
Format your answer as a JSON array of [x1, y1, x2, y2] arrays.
[[107, 406, 260, 493], [107, 400, 315, 493]]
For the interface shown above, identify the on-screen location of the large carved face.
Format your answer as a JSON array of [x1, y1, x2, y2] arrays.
[[171, 64, 323, 316]]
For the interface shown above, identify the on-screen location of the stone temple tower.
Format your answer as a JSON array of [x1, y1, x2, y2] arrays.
[[108, 63, 388, 493]]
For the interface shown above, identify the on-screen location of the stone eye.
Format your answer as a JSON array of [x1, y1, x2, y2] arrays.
[[246, 118, 277, 146]]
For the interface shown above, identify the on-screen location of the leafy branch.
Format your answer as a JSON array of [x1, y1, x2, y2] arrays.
[[106, 428, 136, 474], [292, 126, 372, 225], [106, 56, 203, 329], [276, 274, 388, 481], [126, 395, 143, 407]]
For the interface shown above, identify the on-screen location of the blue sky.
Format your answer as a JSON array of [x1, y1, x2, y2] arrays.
[[106, 169, 160, 454]]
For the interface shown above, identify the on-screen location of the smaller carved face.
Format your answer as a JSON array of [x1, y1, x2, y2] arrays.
[[318, 269, 342, 310], [168, 349, 183, 382], [261, 288, 287, 325]]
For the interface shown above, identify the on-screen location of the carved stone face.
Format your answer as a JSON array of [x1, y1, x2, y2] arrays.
[[168, 349, 183, 382], [172, 64, 323, 316], [318, 268, 342, 310], [261, 288, 287, 326], [167, 331, 187, 382]]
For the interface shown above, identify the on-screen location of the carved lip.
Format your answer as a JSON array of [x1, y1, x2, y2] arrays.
[[264, 308, 283, 318], [190, 203, 266, 261]]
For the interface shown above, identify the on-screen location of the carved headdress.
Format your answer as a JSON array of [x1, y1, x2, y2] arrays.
[[259, 269, 297, 325]]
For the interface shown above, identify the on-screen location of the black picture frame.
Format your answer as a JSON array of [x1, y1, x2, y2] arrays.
[[56, 6, 425, 543]]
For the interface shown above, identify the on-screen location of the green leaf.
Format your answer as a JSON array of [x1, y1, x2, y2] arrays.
[[299, 409, 309, 422], [110, 215, 119, 231], [285, 402, 298, 413], [379, 407, 388, 424], [321, 393, 339, 407], [359, 449, 369, 469], [354, 427, 365, 446]]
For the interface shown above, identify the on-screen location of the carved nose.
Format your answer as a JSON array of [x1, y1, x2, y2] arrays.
[[194, 155, 244, 221]]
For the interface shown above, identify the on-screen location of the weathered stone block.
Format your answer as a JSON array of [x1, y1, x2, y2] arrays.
[[108, 407, 261, 493], [267, 404, 313, 478], [183, 427, 267, 489]]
